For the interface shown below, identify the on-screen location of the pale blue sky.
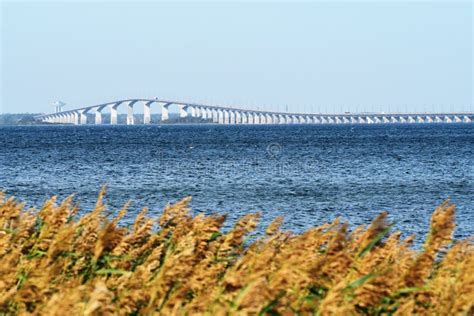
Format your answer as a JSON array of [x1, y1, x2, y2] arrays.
[[1, 1, 472, 114]]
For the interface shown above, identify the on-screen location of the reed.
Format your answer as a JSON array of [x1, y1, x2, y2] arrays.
[[0, 190, 472, 315]]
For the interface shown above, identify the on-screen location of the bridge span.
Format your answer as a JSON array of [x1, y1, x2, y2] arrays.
[[36, 98, 473, 125]]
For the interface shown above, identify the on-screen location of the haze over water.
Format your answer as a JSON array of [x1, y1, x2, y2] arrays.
[[1, 124, 472, 242]]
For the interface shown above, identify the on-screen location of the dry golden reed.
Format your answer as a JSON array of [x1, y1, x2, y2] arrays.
[[0, 189, 473, 315]]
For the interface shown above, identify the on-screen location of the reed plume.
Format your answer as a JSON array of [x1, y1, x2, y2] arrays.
[[0, 191, 472, 315]]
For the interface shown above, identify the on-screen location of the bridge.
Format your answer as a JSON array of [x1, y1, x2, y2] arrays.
[[36, 98, 473, 125]]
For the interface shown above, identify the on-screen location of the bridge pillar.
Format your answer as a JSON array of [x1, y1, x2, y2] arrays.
[[327, 116, 334, 124], [272, 114, 279, 124], [268, 114, 274, 123], [425, 116, 433, 123], [241, 112, 248, 124], [373, 117, 381, 124], [366, 117, 374, 124], [263, 113, 268, 123], [265, 113, 272, 124], [143, 102, 151, 124], [201, 107, 207, 120], [217, 110, 224, 124], [463, 115, 472, 123], [72, 112, 79, 125], [416, 116, 424, 123], [342, 117, 350, 124], [159, 103, 169, 122], [211, 109, 218, 123], [247, 113, 254, 124], [382, 116, 389, 123], [95, 109, 102, 124], [229, 111, 235, 124], [224, 110, 230, 124], [253, 113, 259, 124], [454, 116, 462, 123], [235, 111, 242, 124], [358, 117, 365, 124], [444, 116, 452, 123], [276, 114, 283, 124], [79, 110, 87, 125], [178, 105, 187, 118], [110, 105, 118, 125], [335, 116, 342, 124], [206, 108, 213, 121], [126, 102, 135, 125]]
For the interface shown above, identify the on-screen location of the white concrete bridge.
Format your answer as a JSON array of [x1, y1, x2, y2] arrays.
[[36, 98, 473, 125]]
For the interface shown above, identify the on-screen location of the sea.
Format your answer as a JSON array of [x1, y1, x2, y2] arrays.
[[0, 124, 473, 242]]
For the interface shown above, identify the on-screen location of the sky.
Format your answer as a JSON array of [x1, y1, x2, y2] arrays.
[[1, 1, 472, 114]]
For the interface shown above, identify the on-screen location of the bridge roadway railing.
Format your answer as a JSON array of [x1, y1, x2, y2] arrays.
[[35, 98, 474, 125]]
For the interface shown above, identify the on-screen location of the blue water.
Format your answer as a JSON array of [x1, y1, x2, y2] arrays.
[[0, 124, 473, 241]]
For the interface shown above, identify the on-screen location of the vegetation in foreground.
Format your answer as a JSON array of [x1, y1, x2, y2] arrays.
[[0, 191, 473, 315]]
